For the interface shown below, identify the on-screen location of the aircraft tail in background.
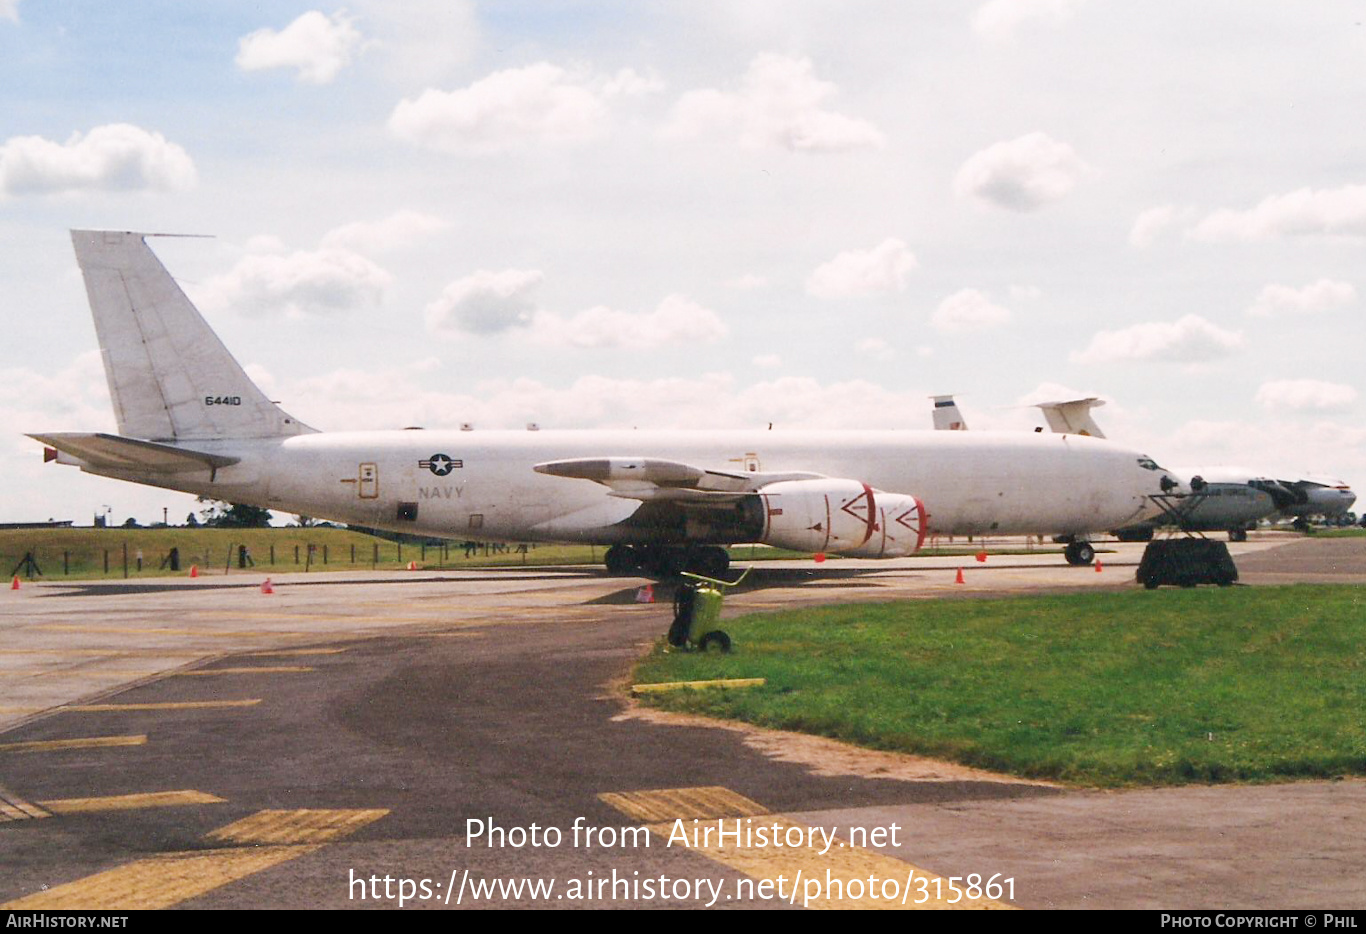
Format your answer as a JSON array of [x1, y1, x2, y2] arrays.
[[930, 394, 967, 431], [1034, 397, 1106, 438]]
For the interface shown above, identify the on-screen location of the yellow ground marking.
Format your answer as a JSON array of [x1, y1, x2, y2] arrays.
[[0, 649, 207, 657], [598, 786, 769, 823], [39, 790, 226, 814], [2, 845, 319, 910], [631, 678, 765, 695], [36, 626, 321, 638], [205, 808, 389, 844], [0, 791, 51, 821], [2, 808, 389, 910], [0, 670, 165, 678], [600, 786, 1011, 911], [64, 700, 261, 712], [242, 648, 347, 657], [0, 735, 147, 753], [172, 667, 314, 676]]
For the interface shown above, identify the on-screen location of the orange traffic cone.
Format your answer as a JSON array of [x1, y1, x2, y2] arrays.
[[635, 583, 655, 604], [975, 550, 988, 563], [189, 565, 198, 578], [407, 560, 418, 570], [261, 578, 274, 594], [955, 567, 965, 584], [10, 576, 19, 590], [813, 553, 827, 563], [1095, 558, 1103, 573]]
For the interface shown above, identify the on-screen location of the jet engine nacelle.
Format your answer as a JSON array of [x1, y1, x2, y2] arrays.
[[843, 492, 928, 558], [757, 479, 927, 557]]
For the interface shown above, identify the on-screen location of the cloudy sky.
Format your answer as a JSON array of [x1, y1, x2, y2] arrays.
[[3, 1, 1364, 525]]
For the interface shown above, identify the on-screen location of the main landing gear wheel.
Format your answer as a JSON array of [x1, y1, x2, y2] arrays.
[[604, 545, 638, 575], [698, 630, 732, 653], [1228, 529, 1248, 543], [1064, 541, 1096, 566], [690, 546, 730, 580]]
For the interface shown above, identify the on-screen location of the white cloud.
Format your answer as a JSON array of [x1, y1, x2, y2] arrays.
[[806, 238, 916, 299], [389, 63, 615, 153], [0, 124, 196, 196], [1255, 379, 1358, 411], [931, 289, 1012, 333], [1188, 184, 1366, 242], [1128, 205, 1198, 248], [0, 351, 113, 447], [425, 275, 726, 348], [727, 273, 769, 290], [855, 338, 895, 361], [1248, 279, 1356, 318], [1, 1, 19, 24], [236, 11, 362, 85], [320, 210, 452, 254], [425, 269, 543, 334], [972, 0, 1087, 42], [352, 0, 479, 86], [527, 295, 727, 349], [1071, 314, 1245, 364], [196, 248, 393, 318], [663, 53, 884, 152], [600, 68, 666, 98], [953, 131, 1092, 212]]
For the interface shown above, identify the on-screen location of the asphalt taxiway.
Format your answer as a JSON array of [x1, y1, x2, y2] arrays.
[[0, 534, 1362, 909]]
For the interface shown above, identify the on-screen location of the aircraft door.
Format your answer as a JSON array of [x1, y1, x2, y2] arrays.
[[359, 462, 379, 499]]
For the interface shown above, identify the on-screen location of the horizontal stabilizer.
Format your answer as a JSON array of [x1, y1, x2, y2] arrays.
[[29, 432, 238, 474]]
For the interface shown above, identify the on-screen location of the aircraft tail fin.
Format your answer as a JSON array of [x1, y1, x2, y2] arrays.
[[1034, 397, 1106, 438], [70, 229, 314, 442], [930, 395, 968, 431]]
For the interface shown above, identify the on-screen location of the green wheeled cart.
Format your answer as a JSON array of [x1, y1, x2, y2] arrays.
[[667, 568, 752, 652]]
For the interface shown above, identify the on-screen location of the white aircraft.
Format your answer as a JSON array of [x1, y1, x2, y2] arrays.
[[1276, 475, 1357, 529], [1028, 399, 1337, 541], [32, 231, 1177, 578]]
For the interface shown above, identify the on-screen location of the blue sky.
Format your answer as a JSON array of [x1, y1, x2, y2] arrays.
[[3, 1, 1364, 524]]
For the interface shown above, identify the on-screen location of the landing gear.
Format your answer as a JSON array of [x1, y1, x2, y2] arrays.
[[603, 544, 730, 579], [1064, 540, 1096, 566], [1228, 528, 1248, 543]]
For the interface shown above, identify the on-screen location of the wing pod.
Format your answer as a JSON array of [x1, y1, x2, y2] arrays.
[[757, 478, 926, 556]]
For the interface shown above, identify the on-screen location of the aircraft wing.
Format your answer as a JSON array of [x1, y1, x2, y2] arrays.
[[533, 457, 823, 502], [29, 432, 239, 474]]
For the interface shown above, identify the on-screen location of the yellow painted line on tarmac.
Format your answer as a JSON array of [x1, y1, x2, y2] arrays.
[[2, 845, 318, 910], [631, 678, 766, 695], [598, 786, 769, 823], [39, 790, 226, 814], [1, 807, 389, 910], [0, 649, 206, 657], [0, 791, 51, 821], [242, 648, 347, 657], [600, 786, 1011, 910], [205, 808, 389, 844], [0, 735, 147, 753], [64, 700, 261, 712], [36, 625, 321, 638], [172, 666, 314, 676]]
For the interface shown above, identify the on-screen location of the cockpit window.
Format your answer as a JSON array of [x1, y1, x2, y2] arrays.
[[1136, 456, 1165, 471]]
